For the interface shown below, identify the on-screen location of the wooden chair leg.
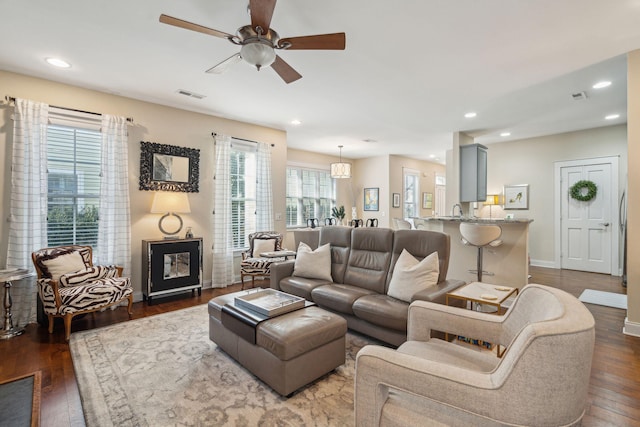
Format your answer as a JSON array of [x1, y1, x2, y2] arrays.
[[241, 272, 246, 290], [47, 314, 54, 334], [64, 314, 73, 341], [126, 294, 133, 318], [251, 275, 255, 289]]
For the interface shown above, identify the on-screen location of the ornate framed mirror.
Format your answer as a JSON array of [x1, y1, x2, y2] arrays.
[[139, 141, 200, 192]]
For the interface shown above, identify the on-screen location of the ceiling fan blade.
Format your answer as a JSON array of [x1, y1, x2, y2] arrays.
[[206, 53, 242, 74], [280, 33, 346, 50], [271, 55, 302, 84], [249, 0, 277, 32], [159, 14, 233, 39]]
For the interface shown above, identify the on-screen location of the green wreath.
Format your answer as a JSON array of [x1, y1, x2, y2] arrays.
[[569, 180, 597, 201]]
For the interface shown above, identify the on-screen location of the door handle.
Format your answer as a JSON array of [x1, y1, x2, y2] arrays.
[[599, 222, 610, 227]]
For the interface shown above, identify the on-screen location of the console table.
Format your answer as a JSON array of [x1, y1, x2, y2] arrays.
[[142, 238, 202, 304]]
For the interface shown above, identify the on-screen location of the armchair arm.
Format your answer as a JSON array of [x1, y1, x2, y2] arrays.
[[270, 259, 295, 290], [407, 300, 506, 345], [355, 345, 494, 426]]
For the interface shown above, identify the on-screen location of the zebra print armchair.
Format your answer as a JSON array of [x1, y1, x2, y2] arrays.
[[240, 231, 285, 289], [31, 245, 133, 341]]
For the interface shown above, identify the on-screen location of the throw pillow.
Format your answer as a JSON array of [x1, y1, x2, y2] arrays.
[[292, 242, 332, 281], [387, 249, 439, 303], [252, 238, 277, 258], [41, 251, 88, 282]]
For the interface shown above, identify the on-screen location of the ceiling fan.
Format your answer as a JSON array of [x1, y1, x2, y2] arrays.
[[159, 0, 346, 84]]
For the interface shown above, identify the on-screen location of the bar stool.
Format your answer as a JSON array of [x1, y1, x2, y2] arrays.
[[459, 223, 503, 282]]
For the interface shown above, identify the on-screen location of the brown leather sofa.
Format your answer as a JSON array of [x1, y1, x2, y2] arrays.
[[271, 227, 465, 346]]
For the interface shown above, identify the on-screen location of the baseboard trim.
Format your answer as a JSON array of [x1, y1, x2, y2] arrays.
[[530, 259, 557, 269], [623, 317, 640, 337]]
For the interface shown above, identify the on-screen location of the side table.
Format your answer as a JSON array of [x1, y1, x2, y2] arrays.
[[446, 281, 519, 356], [0, 268, 34, 340], [259, 250, 297, 260]]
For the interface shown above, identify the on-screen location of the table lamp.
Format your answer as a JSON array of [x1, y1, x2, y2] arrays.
[[151, 191, 191, 238], [484, 194, 500, 219]]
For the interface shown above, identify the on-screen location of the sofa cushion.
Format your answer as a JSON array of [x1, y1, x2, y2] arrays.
[[352, 294, 409, 331], [279, 276, 333, 301], [292, 242, 332, 281], [319, 226, 352, 284], [311, 284, 376, 315], [387, 250, 439, 303], [343, 228, 394, 293]]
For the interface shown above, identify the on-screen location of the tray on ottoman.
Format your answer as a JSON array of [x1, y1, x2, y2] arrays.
[[234, 288, 305, 317]]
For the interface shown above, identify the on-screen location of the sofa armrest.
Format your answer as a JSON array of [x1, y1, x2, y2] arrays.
[[270, 259, 295, 290], [355, 344, 493, 426], [407, 300, 506, 344], [411, 279, 466, 304]]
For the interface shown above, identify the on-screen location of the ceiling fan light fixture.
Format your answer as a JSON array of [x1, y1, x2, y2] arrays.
[[240, 42, 276, 70], [330, 145, 352, 179]]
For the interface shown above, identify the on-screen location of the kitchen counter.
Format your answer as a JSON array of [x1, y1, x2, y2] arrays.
[[418, 217, 532, 288], [426, 217, 533, 224]]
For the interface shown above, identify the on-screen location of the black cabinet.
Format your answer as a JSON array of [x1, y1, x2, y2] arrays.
[[142, 238, 202, 304]]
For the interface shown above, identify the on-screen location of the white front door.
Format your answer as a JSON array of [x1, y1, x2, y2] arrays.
[[435, 185, 446, 217], [560, 161, 614, 273]]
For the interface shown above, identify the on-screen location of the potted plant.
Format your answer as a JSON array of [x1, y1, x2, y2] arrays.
[[331, 205, 346, 225]]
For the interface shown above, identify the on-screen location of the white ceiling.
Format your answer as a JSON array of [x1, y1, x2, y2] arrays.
[[1, 0, 637, 163]]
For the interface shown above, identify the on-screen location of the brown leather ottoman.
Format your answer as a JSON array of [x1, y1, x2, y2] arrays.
[[208, 290, 347, 396]]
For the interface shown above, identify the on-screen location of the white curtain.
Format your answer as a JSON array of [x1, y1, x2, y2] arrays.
[[97, 115, 131, 274], [211, 134, 234, 287], [256, 142, 274, 231], [6, 98, 49, 325]]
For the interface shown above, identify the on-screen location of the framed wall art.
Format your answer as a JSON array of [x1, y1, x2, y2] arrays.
[[422, 192, 433, 209], [364, 188, 379, 211], [503, 184, 529, 210], [392, 193, 400, 208]]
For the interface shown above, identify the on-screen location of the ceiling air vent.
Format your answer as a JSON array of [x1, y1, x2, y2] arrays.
[[571, 91, 587, 101], [176, 89, 206, 100]]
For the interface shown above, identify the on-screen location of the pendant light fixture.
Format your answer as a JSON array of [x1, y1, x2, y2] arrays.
[[330, 145, 352, 179]]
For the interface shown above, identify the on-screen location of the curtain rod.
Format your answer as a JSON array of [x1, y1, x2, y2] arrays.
[[212, 132, 274, 147], [4, 96, 134, 123]]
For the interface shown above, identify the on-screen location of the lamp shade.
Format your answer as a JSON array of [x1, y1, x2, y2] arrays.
[[151, 192, 191, 214], [484, 194, 500, 206], [330, 162, 352, 179]]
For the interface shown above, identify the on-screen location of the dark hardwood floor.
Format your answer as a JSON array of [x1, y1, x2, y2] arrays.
[[1, 269, 638, 426]]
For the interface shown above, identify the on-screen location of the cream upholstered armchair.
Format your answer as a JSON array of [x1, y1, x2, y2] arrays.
[[32, 245, 133, 341], [240, 231, 285, 289], [355, 284, 595, 426]]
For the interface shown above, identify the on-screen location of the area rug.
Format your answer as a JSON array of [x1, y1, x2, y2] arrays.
[[579, 289, 627, 309], [69, 304, 373, 427], [0, 370, 41, 427]]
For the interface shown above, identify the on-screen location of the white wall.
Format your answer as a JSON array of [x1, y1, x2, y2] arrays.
[[484, 124, 627, 266], [0, 70, 287, 299]]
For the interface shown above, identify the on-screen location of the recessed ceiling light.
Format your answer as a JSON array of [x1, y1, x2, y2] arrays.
[[464, 112, 477, 118], [593, 81, 612, 89], [45, 57, 71, 68], [605, 114, 620, 120], [500, 132, 511, 137], [429, 154, 435, 159], [290, 119, 301, 125]]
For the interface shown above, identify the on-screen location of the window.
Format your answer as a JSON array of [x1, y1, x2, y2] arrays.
[[403, 169, 420, 219], [230, 143, 256, 250], [286, 166, 335, 227], [47, 125, 101, 247]]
